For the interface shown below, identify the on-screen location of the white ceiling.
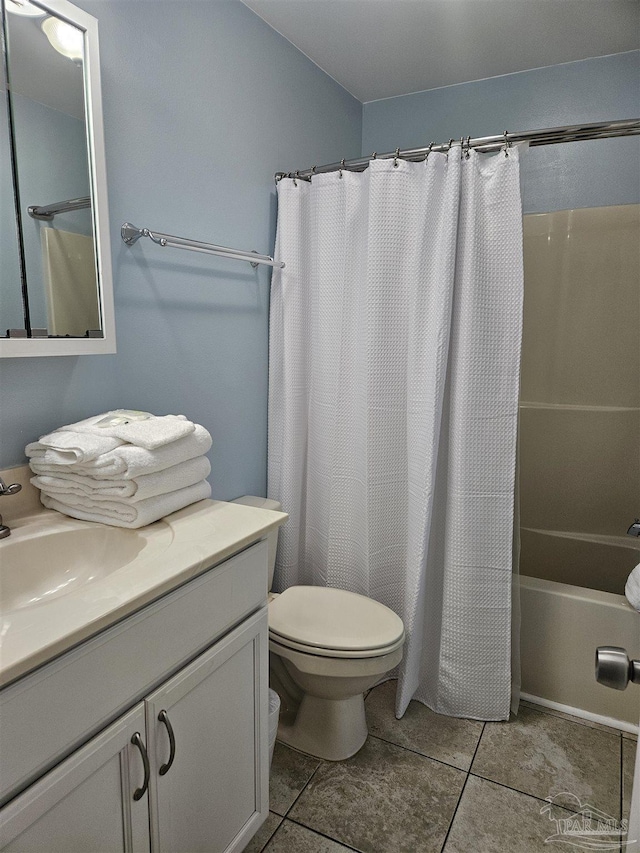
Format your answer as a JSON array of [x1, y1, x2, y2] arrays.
[[5, 12, 85, 120], [242, 0, 640, 102]]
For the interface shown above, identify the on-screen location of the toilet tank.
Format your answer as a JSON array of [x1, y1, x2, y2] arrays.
[[231, 495, 281, 590]]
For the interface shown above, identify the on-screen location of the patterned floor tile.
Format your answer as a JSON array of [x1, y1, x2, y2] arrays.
[[623, 737, 637, 825], [264, 820, 355, 852], [244, 812, 283, 853], [443, 775, 578, 853], [366, 681, 484, 771], [270, 742, 322, 816], [472, 705, 621, 816], [520, 699, 622, 735], [289, 735, 465, 853]]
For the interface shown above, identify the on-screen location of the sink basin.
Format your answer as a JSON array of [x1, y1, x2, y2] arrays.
[[1, 526, 155, 611]]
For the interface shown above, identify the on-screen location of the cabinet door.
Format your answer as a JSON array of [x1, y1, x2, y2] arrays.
[[146, 607, 268, 853], [0, 704, 150, 853]]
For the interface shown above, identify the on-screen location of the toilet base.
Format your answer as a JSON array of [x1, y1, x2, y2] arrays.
[[276, 692, 368, 761]]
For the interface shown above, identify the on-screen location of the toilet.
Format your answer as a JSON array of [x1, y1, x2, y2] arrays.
[[233, 496, 405, 761]]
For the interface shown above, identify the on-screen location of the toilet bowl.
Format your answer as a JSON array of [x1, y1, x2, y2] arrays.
[[232, 496, 405, 761]]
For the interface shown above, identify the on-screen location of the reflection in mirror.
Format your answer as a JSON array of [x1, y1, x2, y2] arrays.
[[2, 0, 101, 339], [0, 7, 26, 334]]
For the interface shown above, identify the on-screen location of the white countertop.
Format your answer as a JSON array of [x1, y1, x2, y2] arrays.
[[0, 466, 287, 688]]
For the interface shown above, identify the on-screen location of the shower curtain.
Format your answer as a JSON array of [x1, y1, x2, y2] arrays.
[[268, 148, 524, 720]]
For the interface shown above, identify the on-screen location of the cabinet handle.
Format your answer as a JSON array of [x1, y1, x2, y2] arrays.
[[131, 732, 150, 801], [158, 710, 176, 776]]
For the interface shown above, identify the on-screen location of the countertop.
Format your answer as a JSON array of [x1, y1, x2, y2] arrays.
[[0, 465, 287, 688]]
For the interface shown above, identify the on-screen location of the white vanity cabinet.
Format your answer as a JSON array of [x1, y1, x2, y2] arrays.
[[146, 612, 267, 852], [0, 704, 150, 853], [0, 539, 270, 853]]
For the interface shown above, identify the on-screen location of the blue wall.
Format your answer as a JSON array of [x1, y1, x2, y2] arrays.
[[0, 0, 362, 498], [362, 51, 640, 214]]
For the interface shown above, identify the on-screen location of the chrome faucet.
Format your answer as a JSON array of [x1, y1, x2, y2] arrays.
[[0, 477, 22, 539], [627, 518, 640, 537]]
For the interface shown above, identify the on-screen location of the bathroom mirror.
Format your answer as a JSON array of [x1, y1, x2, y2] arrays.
[[0, 0, 115, 357]]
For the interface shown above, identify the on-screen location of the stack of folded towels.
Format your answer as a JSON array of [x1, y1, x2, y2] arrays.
[[26, 411, 212, 528]]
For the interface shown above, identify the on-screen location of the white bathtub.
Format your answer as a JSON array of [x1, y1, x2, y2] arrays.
[[520, 574, 640, 729]]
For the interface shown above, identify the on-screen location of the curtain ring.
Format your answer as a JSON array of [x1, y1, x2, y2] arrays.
[[393, 148, 400, 167], [446, 138, 454, 160], [459, 137, 464, 160], [425, 142, 434, 161], [503, 130, 511, 157], [465, 136, 471, 159], [339, 158, 345, 178], [293, 170, 300, 187], [372, 152, 377, 159]]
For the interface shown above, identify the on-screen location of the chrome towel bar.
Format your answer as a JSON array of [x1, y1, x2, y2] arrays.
[[28, 196, 91, 220], [121, 223, 285, 269]]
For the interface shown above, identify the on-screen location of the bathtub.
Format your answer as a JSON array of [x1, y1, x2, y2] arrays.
[[520, 573, 640, 729], [520, 528, 640, 595]]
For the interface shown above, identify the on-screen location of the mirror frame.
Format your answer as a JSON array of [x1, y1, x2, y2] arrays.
[[0, 0, 115, 357]]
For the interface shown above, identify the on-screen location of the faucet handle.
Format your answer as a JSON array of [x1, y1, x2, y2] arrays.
[[627, 518, 640, 537], [0, 477, 22, 496]]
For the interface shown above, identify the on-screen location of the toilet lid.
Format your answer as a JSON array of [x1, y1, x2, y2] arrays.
[[268, 586, 404, 653]]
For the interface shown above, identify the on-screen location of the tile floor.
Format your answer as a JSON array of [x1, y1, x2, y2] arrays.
[[246, 681, 637, 853]]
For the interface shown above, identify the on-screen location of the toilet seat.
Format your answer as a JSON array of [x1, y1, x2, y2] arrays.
[[268, 585, 405, 659]]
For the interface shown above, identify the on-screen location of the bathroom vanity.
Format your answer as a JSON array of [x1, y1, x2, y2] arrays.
[[0, 472, 287, 852]]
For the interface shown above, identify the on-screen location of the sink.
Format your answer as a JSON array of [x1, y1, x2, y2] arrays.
[[1, 525, 156, 611], [0, 463, 287, 689]]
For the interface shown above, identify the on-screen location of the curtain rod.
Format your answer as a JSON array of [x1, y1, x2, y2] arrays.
[[275, 118, 640, 182]]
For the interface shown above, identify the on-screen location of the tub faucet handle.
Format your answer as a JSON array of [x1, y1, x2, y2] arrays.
[[595, 647, 640, 691], [627, 518, 640, 537]]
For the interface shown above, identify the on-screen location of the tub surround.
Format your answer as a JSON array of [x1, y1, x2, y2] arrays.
[[0, 464, 287, 688]]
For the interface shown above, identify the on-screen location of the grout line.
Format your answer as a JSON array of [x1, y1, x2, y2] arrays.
[[620, 736, 624, 823], [438, 773, 471, 853], [467, 771, 611, 816], [284, 816, 363, 852], [438, 722, 487, 852], [256, 813, 284, 853], [367, 732, 475, 774], [520, 699, 625, 737], [282, 758, 324, 819]]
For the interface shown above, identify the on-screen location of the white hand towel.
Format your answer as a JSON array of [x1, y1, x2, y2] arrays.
[[63, 413, 196, 450], [29, 424, 212, 478], [40, 480, 212, 529], [26, 430, 123, 464], [625, 564, 640, 612], [31, 456, 211, 503]]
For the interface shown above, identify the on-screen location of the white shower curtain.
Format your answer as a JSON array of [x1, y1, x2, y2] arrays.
[[268, 149, 524, 720]]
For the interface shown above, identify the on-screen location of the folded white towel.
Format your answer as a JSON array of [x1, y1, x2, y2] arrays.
[[625, 564, 640, 612], [40, 480, 212, 529], [26, 430, 123, 465], [31, 456, 211, 503], [60, 413, 196, 450], [29, 424, 212, 478]]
